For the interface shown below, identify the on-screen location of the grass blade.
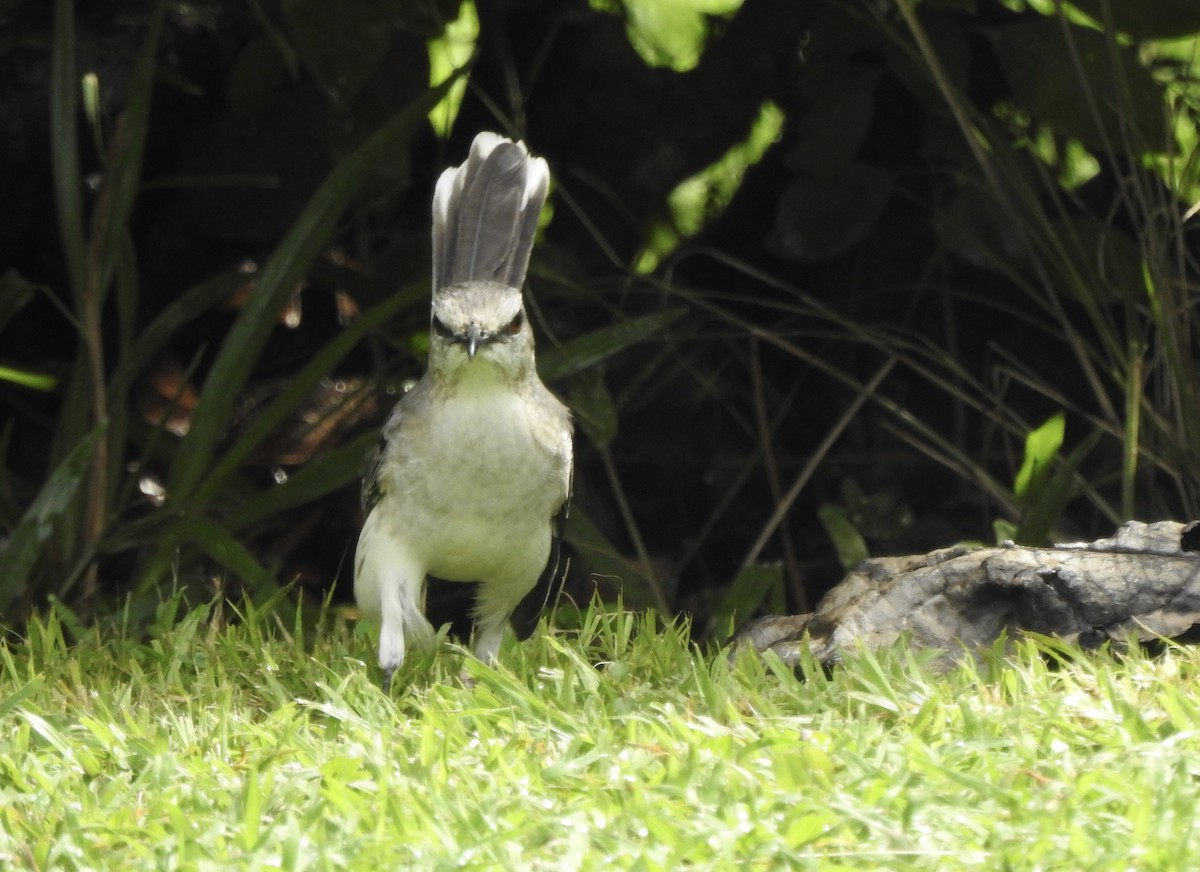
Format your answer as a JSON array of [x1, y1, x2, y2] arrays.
[[0, 425, 103, 616]]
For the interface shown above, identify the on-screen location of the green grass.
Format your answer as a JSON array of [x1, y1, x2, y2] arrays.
[[2, 602, 1200, 870]]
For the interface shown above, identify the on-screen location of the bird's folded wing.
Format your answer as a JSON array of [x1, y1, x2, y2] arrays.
[[509, 495, 571, 640]]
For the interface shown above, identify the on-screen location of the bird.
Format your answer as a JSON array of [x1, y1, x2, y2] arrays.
[[354, 132, 573, 687]]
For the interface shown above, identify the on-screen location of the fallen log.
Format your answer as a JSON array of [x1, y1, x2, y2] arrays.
[[733, 520, 1200, 670]]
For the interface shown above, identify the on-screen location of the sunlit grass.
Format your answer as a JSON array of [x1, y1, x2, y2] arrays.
[[3, 601, 1200, 868]]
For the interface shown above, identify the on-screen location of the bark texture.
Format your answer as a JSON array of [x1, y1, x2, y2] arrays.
[[733, 521, 1200, 670]]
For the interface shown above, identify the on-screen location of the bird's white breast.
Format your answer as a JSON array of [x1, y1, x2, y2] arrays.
[[382, 377, 569, 585]]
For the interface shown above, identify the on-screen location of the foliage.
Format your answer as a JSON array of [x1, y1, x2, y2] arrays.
[[4, 603, 1200, 867], [0, 0, 677, 625], [4, 0, 1200, 631]]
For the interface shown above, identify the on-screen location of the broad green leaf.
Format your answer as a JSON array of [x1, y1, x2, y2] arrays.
[[1067, 0, 1200, 39], [993, 518, 1018, 545], [0, 425, 102, 615], [817, 503, 870, 571], [1016, 428, 1100, 546], [1014, 412, 1065, 504], [592, 0, 743, 71]]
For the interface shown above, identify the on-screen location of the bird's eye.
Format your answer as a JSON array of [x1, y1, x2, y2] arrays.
[[504, 311, 525, 335], [431, 316, 454, 338]]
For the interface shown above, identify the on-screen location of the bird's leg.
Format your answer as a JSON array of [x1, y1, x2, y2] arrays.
[[378, 570, 432, 689], [378, 584, 408, 687], [472, 622, 506, 664], [471, 582, 532, 664]]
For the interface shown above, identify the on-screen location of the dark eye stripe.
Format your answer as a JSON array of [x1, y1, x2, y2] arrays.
[[431, 316, 454, 338], [505, 311, 524, 335]]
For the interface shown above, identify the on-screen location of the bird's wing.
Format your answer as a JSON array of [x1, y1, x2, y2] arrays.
[[360, 430, 388, 517], [509, 466, 572, 640], [360, 394, 410, 516]]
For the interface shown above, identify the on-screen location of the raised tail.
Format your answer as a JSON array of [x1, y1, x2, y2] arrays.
[[431, 132, 550, 292]]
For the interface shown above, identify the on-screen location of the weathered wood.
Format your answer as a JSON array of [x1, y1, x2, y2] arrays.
[[733, 521, 1200, 670]]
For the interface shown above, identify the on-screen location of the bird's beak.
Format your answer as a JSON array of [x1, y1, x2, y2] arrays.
[[465, 322, 482, 360]]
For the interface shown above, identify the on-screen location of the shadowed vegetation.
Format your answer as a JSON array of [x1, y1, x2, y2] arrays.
[[2, 0, 1200, 639]]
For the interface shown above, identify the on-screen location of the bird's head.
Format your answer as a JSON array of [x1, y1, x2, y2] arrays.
[[428, 280, 534, 382]]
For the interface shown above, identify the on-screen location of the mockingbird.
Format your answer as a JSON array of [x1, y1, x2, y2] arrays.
[[355, 132, 573, 686]]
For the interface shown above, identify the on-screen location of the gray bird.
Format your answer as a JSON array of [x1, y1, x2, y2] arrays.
[[355, 132, 573, 686]]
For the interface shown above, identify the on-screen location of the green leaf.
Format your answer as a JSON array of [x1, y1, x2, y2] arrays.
[[1014, 412, 1065, 504], [0, 425, 103, 616], [709, 563, 785, 642], [989, 20, 1168, 155], [168, 75, 458, 504], [992, 518, 1018, 545], [539, 307, 688, 381], [1067, 0, 1200, 39], [0, 367, 58, 392], [0, 677, 43, 721], [817, 503, 870, 571], [1015, 428, 1100, 546], [225, 431, 377, 531]]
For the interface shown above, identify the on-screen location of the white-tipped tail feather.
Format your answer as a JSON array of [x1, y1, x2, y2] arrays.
[[356, 132, 571, 687], [431, 135, 550, 292]]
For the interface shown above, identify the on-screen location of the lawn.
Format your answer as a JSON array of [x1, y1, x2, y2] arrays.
[[1, 597, 1198, 869]]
